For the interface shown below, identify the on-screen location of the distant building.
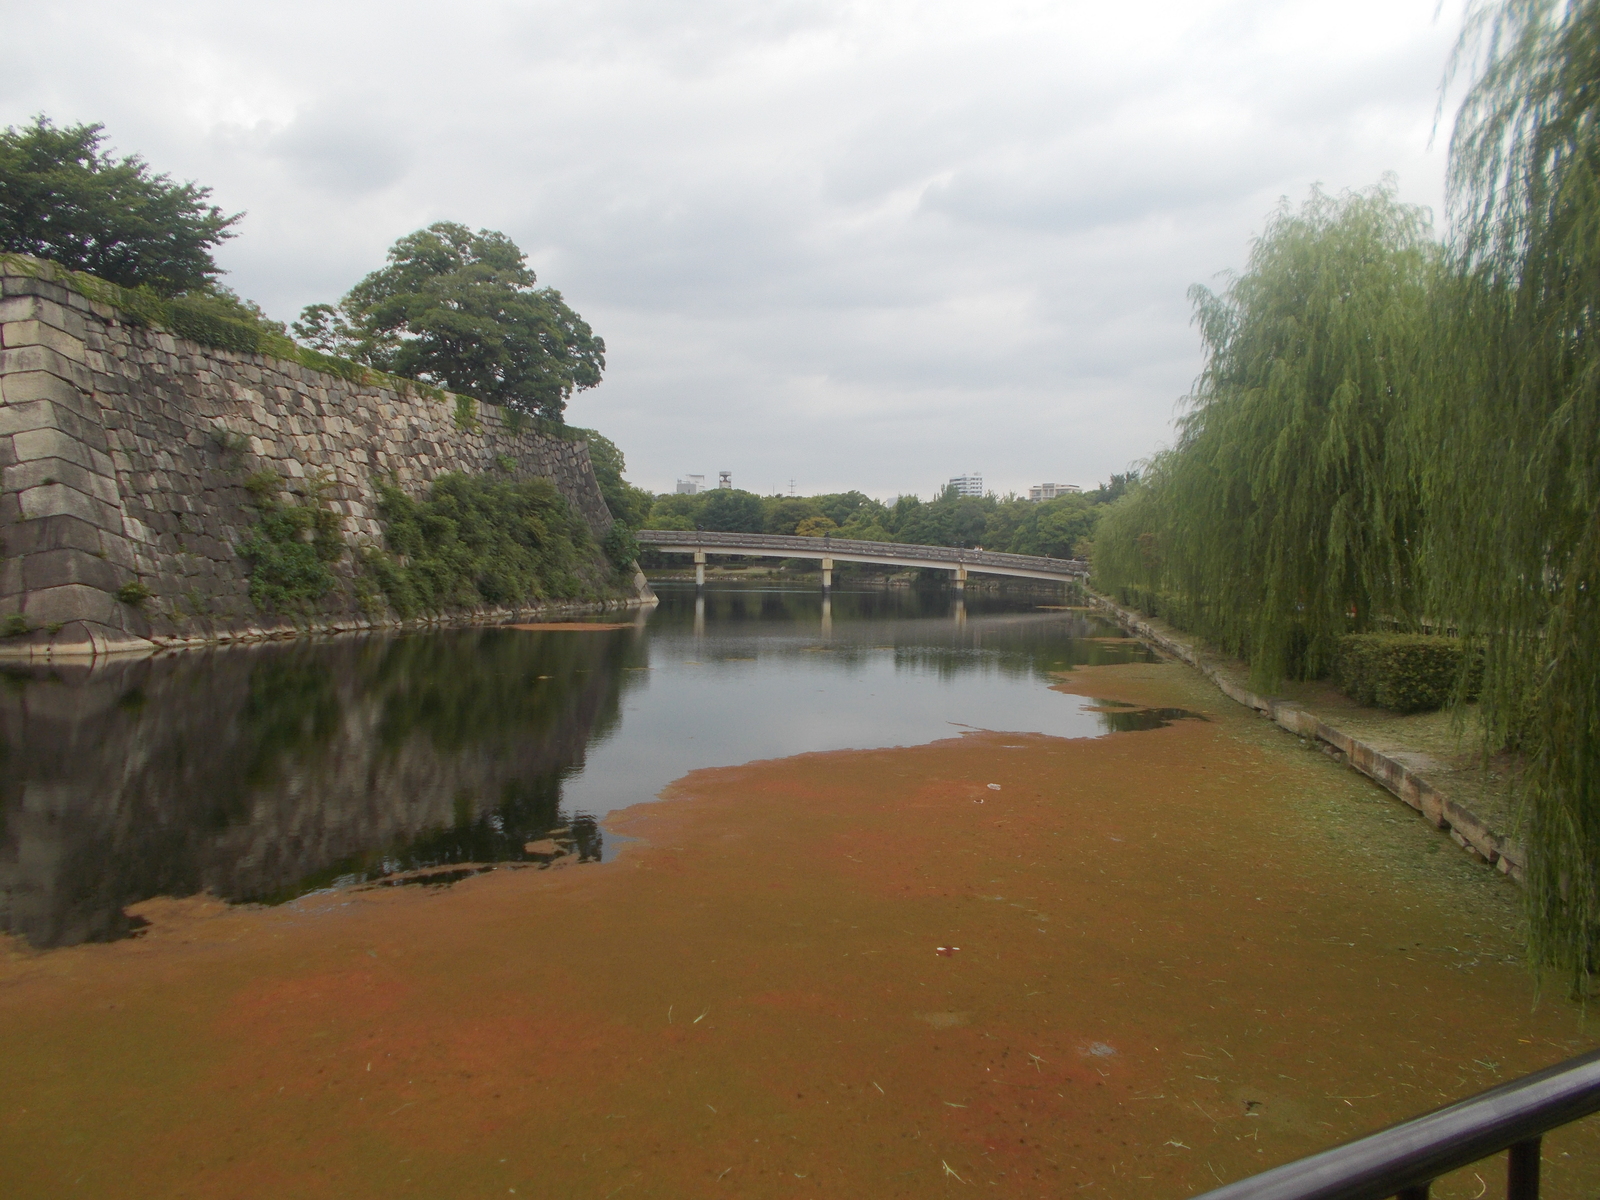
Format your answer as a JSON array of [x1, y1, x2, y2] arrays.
[[675, 474, 706, 495], [948, 473, 984, 498], [1028, 482, 1082, 501], [718, 471, 732, 489]]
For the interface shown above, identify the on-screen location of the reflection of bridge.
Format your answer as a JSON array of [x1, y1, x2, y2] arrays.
[[635, 529, 1089, 589]]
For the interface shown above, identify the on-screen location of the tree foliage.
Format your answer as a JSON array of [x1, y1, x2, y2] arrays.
[[1091, 0, 1600, 986], [1436, 0, 1600, 983], [297, 222, 605, 422], [0, 117, 239, 295], [1097, 183, 1437, 684]]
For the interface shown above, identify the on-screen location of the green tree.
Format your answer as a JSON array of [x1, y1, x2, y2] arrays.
[[794, 515, 838, 537], [1095, 182, 1437, 683], [571, 428, 652, 529], [0, 117, 240, 294], [302, 222, 605, 422], [1439, 0, 1600, 984], [698, 488, 765, 533], [763, 496, 822, 535]]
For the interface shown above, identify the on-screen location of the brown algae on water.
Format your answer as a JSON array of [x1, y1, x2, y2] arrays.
[[1, 660, 1596, 1198]]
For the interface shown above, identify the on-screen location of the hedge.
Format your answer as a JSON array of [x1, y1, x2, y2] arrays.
[[1333, 633, 1480, 713]]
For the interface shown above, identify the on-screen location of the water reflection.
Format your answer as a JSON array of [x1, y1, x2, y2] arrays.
[[0, 582, 1159, 948]]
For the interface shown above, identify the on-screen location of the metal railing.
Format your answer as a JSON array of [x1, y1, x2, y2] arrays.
[[1188, 1049, 1600, 1200], [634, 528, 1089, 577]]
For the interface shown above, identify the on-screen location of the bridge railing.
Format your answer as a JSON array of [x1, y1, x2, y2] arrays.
[[634, 529, 1088, 577], [1186, 1047, 1600, 1200]]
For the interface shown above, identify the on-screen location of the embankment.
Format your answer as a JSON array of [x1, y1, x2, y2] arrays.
[[1085, 590, 1524, 881], [0, 255, 648, 657]]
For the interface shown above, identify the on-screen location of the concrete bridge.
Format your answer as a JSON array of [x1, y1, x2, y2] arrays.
[[634, 529, 1088, 589]]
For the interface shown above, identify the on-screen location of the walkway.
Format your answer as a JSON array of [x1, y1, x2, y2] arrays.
[[634, 529, 1088, 588]]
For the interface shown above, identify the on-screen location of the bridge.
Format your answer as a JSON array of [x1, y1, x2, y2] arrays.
[[634, 529, 1088, 589]]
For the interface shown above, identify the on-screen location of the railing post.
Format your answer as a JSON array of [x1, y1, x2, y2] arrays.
[[1507, 1137, 1540, 1200]]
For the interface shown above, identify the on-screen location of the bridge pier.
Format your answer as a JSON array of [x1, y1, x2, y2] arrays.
[[952, 564, 967, 591], [694, 549, 706, 588], [821, 557, 833, 590]]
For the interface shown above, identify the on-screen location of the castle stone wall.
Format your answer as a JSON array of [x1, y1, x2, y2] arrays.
[[0, 257, 639, 657]]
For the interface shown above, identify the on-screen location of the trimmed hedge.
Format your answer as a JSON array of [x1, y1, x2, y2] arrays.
[[1333, 633, 1479, 713]]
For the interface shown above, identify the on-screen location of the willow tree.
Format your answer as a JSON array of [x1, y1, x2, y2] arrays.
[[1439, 0, 1600, 984], [1094, 183, 1438, 684]]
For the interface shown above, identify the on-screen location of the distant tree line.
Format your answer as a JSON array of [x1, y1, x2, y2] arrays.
[[1090, 0, 1600, 987], [637, 476, 1136, 559]]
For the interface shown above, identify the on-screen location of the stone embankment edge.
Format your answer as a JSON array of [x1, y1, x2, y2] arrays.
[[1084, 590, 1524, 882]]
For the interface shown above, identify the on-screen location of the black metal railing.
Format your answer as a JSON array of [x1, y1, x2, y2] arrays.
[[1188, 1049, 1600, 1200]]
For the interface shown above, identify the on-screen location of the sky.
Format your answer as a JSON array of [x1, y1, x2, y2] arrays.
[[1, 0, 1469, 499]]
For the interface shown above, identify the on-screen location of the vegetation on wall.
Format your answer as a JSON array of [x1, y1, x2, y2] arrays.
[[237, 471, 345, 613], [361, 473, 608, 619]]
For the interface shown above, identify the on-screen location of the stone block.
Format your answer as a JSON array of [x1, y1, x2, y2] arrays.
[[0, 558, 21, 598], [0, 295, 86, 339], [97, 534, 136, 571], [0, 397, 70, 437], [13, 426, 94, 470], [0, 342, 92, 389], [3, 277, 71, 306], [18, 483, 123, 534], [20, 582, 120, 627], [22, 548, 122, 593], [3, 457, 118, 505]]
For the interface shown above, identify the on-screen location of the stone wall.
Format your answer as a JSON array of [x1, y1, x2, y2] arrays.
[[0, 256, 639, 657]]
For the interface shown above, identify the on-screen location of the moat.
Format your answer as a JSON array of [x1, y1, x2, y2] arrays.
[[1, 582, 1595, 1198]]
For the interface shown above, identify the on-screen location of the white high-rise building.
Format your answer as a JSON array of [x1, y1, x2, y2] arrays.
[[948, 473, 983, 497], [675, 474, 706, 495]]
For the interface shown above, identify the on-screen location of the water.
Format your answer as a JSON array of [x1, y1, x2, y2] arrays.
[[0, 582, 1172, 947]]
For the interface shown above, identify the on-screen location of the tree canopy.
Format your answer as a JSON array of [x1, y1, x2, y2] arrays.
[[295, 222, 605, 422], [0, 117, 239, 295]]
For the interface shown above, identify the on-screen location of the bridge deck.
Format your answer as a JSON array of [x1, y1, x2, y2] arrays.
[[635, 529, 1087, 582]]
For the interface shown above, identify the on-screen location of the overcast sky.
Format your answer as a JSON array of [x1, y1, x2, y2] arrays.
[[2, 0, 1466, 498]]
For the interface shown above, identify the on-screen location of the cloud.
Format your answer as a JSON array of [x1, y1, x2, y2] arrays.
[[0, 0, 1466, 496]]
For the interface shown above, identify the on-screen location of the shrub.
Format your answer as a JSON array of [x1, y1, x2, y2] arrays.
[[237, 471, 344, 612], [1333, 633, 1480, 713], [365, 473, 600, 618], [114, 580, 151, 606]]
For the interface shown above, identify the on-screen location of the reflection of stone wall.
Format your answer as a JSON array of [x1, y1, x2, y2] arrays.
[[0, 628, 636, 947], [0, 255, 638, 657]]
